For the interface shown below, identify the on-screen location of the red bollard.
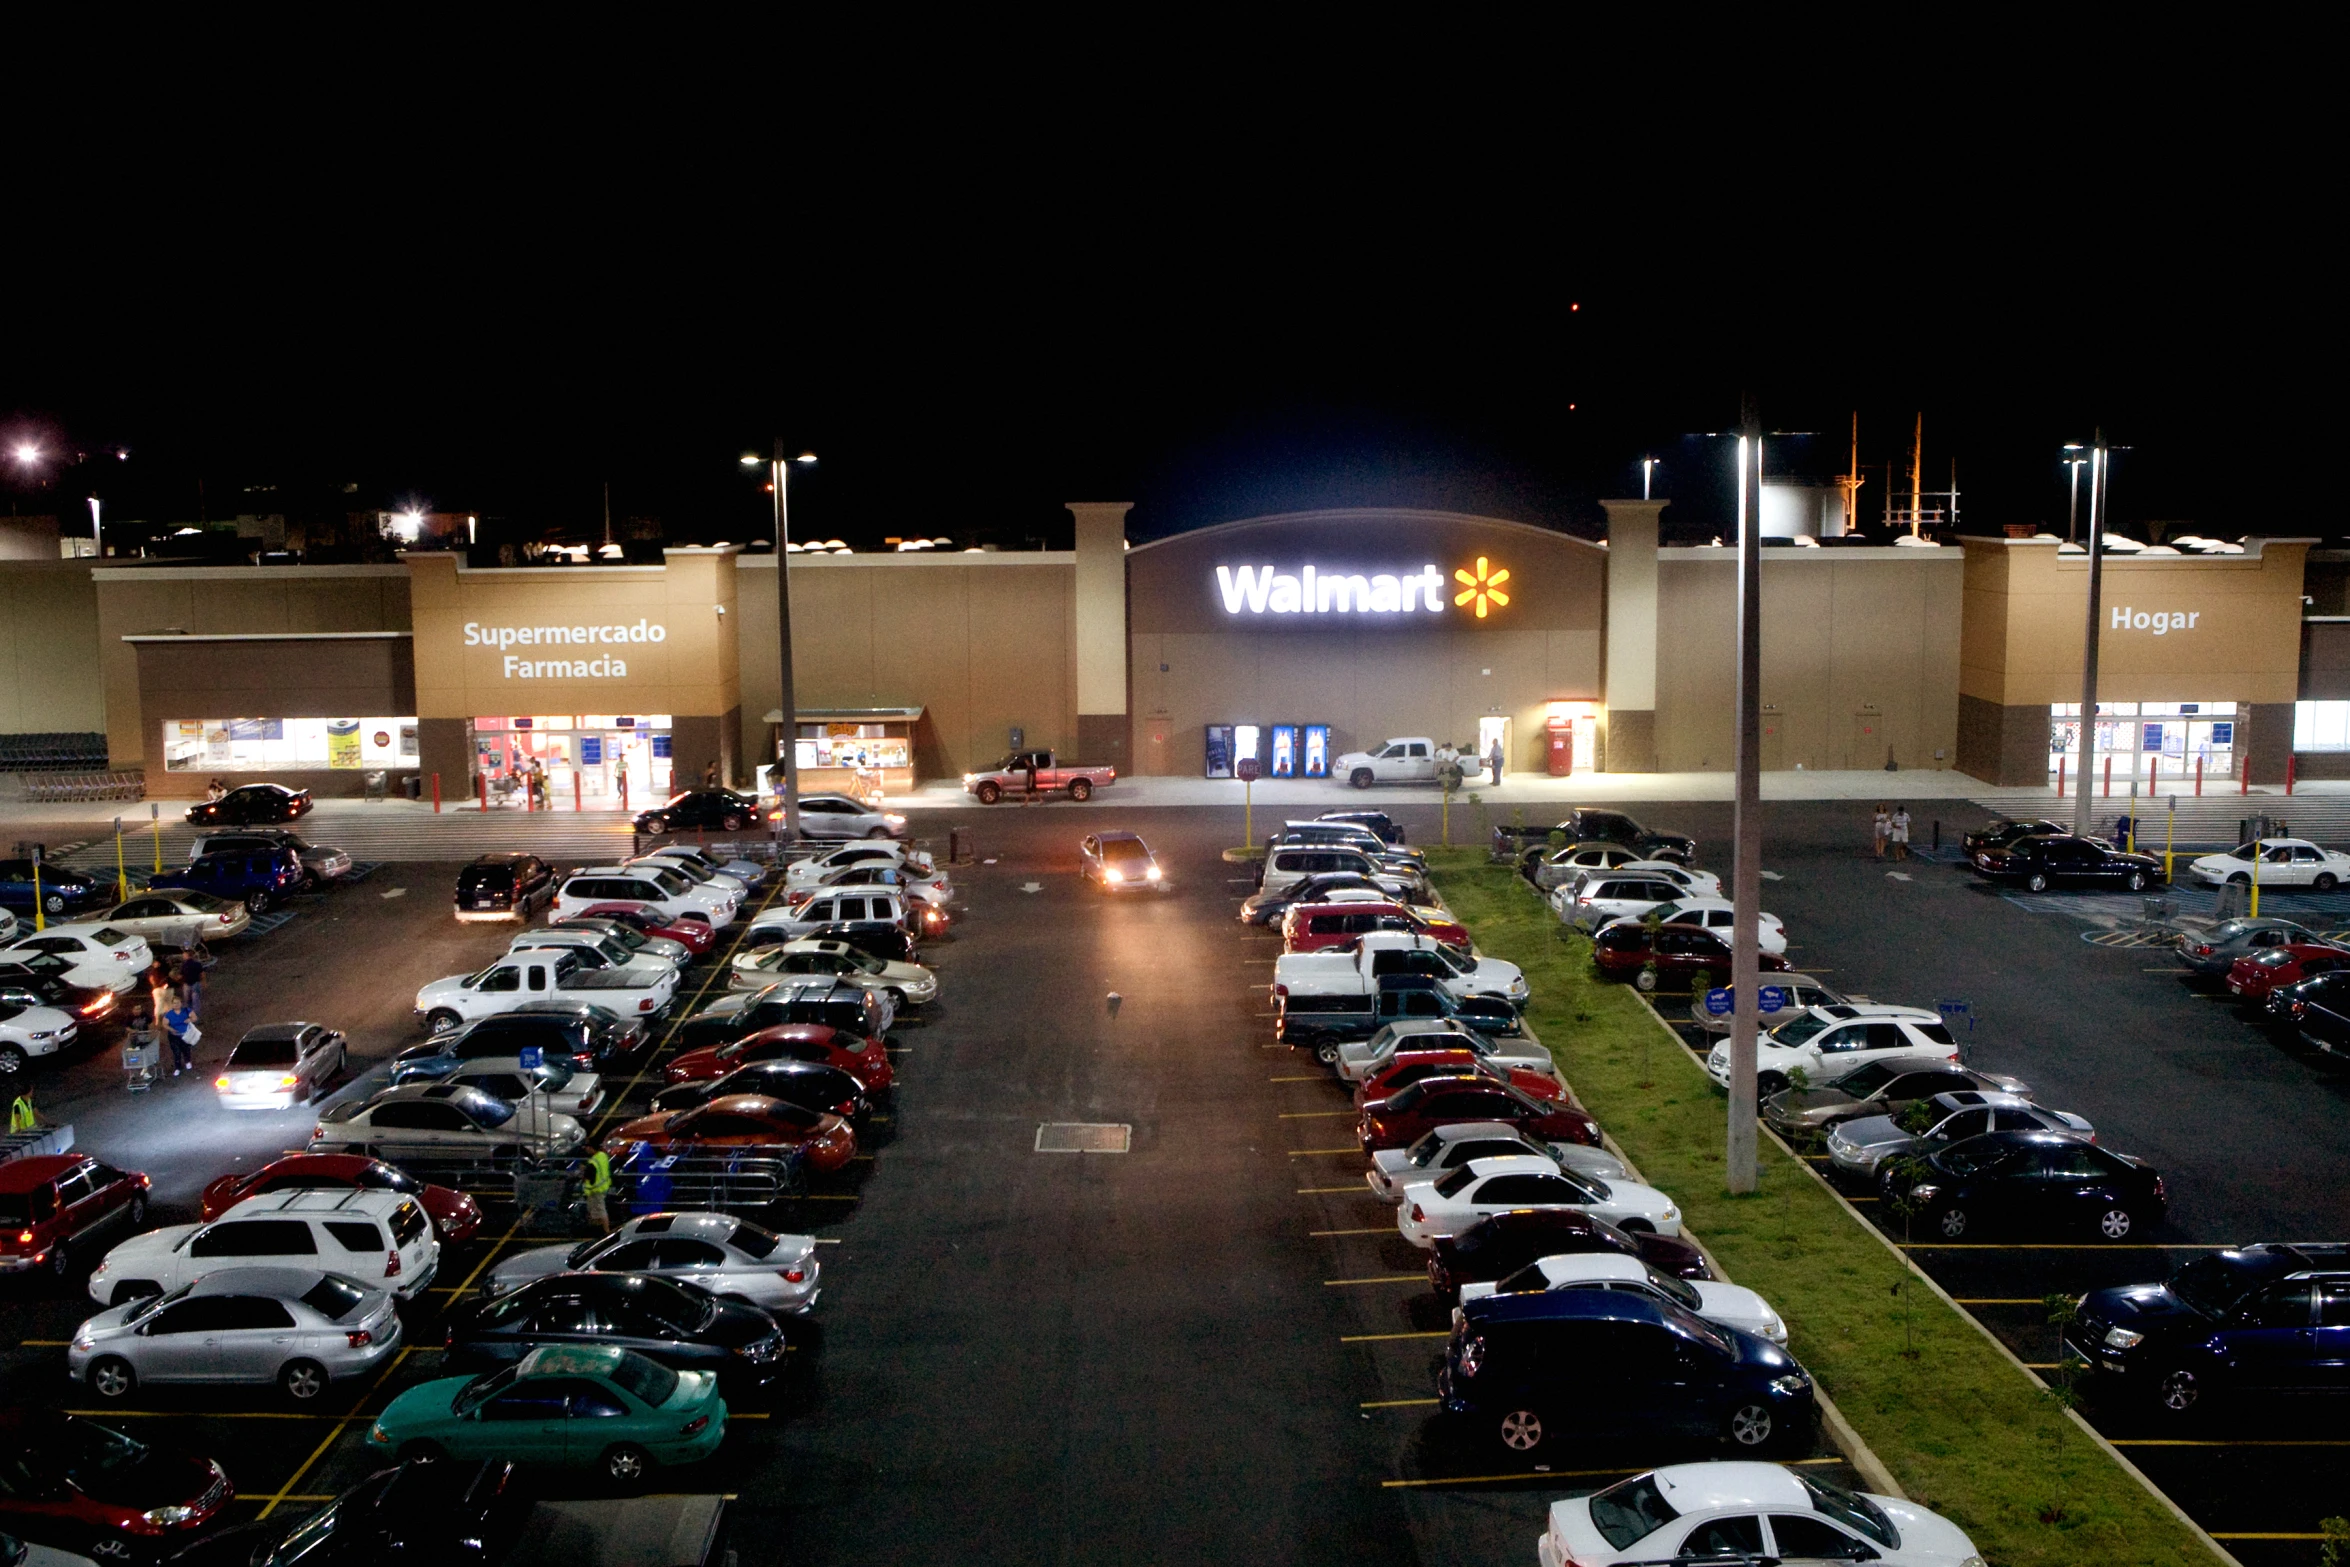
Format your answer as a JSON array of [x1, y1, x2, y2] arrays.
[[477, 773, 488, 811], [2103, 755, 2112, 799], [2242, 757, 2251, 796], [2196, 755, 2204, 796], [2287, 755, 2297, 796], [431, 773, 441, 814], [2056, 756, 2066, 798], [574, 772, 583, 812]]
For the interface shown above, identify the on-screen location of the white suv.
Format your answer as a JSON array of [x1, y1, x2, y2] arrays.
[[87, 1188, 440, 1306], [1555, 874, 1687, 932], [1706, 1004, 1960, 1097], [555, 864, 736, 928]]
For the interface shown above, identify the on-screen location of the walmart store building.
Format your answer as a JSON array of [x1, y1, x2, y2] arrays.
[[0, 500, 2336, 798]]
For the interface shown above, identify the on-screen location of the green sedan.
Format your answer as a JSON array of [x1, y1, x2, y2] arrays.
[[366, 1344, 726, 1483]]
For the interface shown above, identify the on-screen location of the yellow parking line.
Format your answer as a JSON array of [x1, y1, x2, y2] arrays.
[[1279, 1110, 1358, 1119], [1362, 1398, 1440, 1408], [1297, 1186, 1373, 1195], [1311, 1228, 1392, 1237], [66, 1409, 329, 1419], [1288, 1147, 1361, 1157], [1325, 1276, 1422, 1286], [1340, 1331, 1446, 1343], [20, 1339, 69, 1347], [804, 1194, 860, 1202]]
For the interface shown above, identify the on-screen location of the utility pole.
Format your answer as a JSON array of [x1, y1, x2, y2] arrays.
[[602, 481, 613, 548], [1906, 412, 1924, 539], [1727, 396, 1764, 1195], [2072, 432, 2109, 835], [770, 440, 803, 842]]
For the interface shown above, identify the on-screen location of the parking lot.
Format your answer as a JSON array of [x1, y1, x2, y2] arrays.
[[2, 792, 2347, 1562]]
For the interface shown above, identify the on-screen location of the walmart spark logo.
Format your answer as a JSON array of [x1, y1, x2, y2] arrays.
[[1453, 556, 1512, 619]]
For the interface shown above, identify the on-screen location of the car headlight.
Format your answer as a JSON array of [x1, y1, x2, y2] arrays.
[[2103, 1326, 2144, 1350], [1763, 1317, 1788, 1344], [1909, 1184, 1939, 1201], [1768, 1373, 1809, 1396], [1103, 868, 1123, 883], [1144, 865, 1161, 881], [1660, 1206, 1678, 1222], [367, 1424, 392, 1444], [144, 1506, 199, 1527]]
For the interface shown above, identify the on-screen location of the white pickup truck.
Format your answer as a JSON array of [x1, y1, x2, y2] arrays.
[[413, 948, 677, 1036], [1274, 930, 1528, 1009], [1331, 737, 1443, 789]]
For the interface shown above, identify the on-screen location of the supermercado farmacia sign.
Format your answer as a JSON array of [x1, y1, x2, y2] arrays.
[[1215, 557, 1514, 619], [464, 618, 667, 679]]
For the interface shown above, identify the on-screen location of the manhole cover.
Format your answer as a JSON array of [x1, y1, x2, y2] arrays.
[[1035, 1122, 1131, 1154]]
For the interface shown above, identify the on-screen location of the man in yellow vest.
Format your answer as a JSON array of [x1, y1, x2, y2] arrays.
[[8, 1088, 37, 1134], [582, 1146, 614, 1232]]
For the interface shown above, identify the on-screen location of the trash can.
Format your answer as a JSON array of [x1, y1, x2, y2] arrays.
[[950, 827, 970, 864], [402, 774, 423, 801]]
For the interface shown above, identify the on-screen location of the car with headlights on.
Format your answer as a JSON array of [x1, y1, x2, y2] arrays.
[[1442, 1290, 1812, 1457], [1335, 1018, 1557, 1085], [664, 1022, 892, 1098], [1429, 1208, 1710, 1299], [1879, 1129, 2165, 1242], [1825, 1091, 2093, 1185], [366, 1345, 726, 1482], [0, 1410, 228, 1565], [2190, 836, 2350, 889], [2226, 940, 2350, 1006], [1707, 1005, 1960, 1098], [604, 1094, 856, 1175], [0, 1156, 148, 1281], [71, 1267, 401, 1404], [1764, 1058, 2032, 1139], [2179, 915, 2326, 977], [1541, 1461, 1981, 1567], [1971, 831, 2161, 892], [0, 999, 77, 1079], [728, 938, 935, 1008], [1458, 1251, 1788, 1345], [199, 1153, 479, 1243], [1366, 1121, 1625, 1203], [0, 925, 151, 997], [489, 1211, 820, 1316], [212, 1022, 347, 1110], [2063, 1241, 2350, 1414], [90, 891, 250, 949], [1399, 1156, 1680, 1246], [1079, 831, 1165, 892], [183, 782, 310, 826], [87, 1187, 438, 1307], [310, 1082, 583, 1164], [1360, 1077, 1600, 1154], [442, 1271, 785, 1396]]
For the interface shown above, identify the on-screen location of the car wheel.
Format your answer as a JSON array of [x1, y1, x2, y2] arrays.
[[2156, 1367, 2201, 1415], [86, 1353, 135, 1400], [280, 1358, 329, 1402], [426, 1010, 463, 1037], [1757, 1071, 1788, 1097], [885, 987, 907, 1008], [2229, 873, 2250, 887], [2025, 872, 2049, 893], [1495, 1408, 1546, 1452], [2095, 1205, 2136, 1241], [43, 892, 65, 914], [1725, 1402, 1775, 1449], [1312, 1038, 1342, 1067], [1634, 968, 1658, 993], [47, 1240, 72, 1280], [2320, 874, 2340, 892], [975, 781, 1002, 805], [723, 814, 748, 832], [110, 1280, 161, 1307], [302, 870, 321, 893], [1351, 769, 1374, 789], [398, 1439, 447, 1463], [2126, 870, 2148, 892], [0, 1045, 23, 1076], [84, 1535, 136, 1562], [601, 1443, 652, 1485], [1618, 1218, 1656, 1233], [1937, 1206, 1969, 1240], [126, 1193, 147, 1226], [1068, 779, 1093, 802], [246, 890, 271, 915], [866, 826, 892, 838]]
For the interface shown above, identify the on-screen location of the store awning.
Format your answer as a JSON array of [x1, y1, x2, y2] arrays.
[[787, 706, 926, 725]]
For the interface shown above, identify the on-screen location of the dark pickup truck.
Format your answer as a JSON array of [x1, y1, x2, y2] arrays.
[[1493, 808, 1696, 868], [1275, 973, 1521, 1064]]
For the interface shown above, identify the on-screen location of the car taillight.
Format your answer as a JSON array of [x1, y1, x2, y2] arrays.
[[14, 1230, 32, 1244], [313, 1125, 327, 1141], [2154, 1177, 2168, 1201], [385, 1248, 401, 1277], [679, 1413, 710, 1435], [346, 1329, 374, 1349], [783, 1265, 807, 1283], [215, 1075, 232, 1090], [114, 950, 133, 962], [639, 998, 655, 1011], [837, 1101, 855, 1115], [1408, 1203, 1424, 1222], [220, 913, 234, 924], [84, 998, 109, 1015]]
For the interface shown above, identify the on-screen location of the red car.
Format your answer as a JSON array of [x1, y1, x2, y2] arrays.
[[1592, 920, 1790, 991], [605, 1092, 857, 1174], [1351, 1049, 1569, 1110], [2226, 941, 2350, 1005], [199, 1152, 482, 1242], [1280, 900, 1471, 953], [1358, 1076, 1601, 1154], [664, 1023, 893, 1096], [577, 900, 717, 956], [0, 1154, 149, 1281], [0, 1410, 230, 1561]]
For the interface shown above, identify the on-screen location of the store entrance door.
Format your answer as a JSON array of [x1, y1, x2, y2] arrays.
[[1477, 715, 1513, 778]]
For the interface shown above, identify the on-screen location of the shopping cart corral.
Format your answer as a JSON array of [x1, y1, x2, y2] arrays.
[[612, 1143, 810, 1215]]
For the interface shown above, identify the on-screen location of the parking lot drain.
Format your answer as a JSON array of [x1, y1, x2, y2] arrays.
[[1035, 1122, 1131, 1153]]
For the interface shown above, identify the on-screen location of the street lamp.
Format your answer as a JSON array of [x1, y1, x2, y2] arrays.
[[1641, 457, 1659, 500], [2062, 444, 2089, 542], [743, 446, 817, 840]]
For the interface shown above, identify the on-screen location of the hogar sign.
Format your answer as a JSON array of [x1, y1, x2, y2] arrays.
[[464, 619, 667, 679], [1215, 564, 1448, 616], [2110, 606, 2200, 635]]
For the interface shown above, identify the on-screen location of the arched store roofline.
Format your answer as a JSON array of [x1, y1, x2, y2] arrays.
[[1124, 508, 1607, 558]]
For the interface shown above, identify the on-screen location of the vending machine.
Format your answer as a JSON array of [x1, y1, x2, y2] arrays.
[[1547, 712, 1574, 777], [1270, 725, 1298, 778], [1302, 724, 1331, 778], [1204, 725, 1235, 779]]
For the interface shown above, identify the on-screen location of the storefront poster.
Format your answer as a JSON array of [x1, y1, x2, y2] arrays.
[[327, 719, 362, 770]]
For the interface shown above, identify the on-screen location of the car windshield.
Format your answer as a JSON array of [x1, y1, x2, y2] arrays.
[[1799, 1473, 1900, 1549], [1101, 840, 1152, 864], [125, 1283, 193, 1323], [2168, 1255, 2265, 1318], [261, 1469, 399, 1566], [1772, 1012, 1836, 1047], [1829, 1060, 1900, 1095], [1645, 1267, 1703, 1311], [453, 1365, 519, 1414], [2221, 842, 2259, 860], [1405, 1134, 1446, 1168], [57, 1416, 150, 1486], [1587, 1472, 1679, 1549], [300, 1275, 370, 1321], [647, 868, 693, 894], [229, 1036, 300, 1067], [608, 1352, 680, 1407], [1432, 945, 1474, 975]]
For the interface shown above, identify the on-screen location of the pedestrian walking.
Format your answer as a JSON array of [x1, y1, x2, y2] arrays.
[[1487, 737, 1504, 787], [144, 957, 174, 1029], [581, 1145, 615, 1232], [9, 1086, 39, 1133], [178, 946, 209, 1022], [1890, 805, 1912, 861], [1872, 804, 1890, 860], [703, 760, 720, 789], [160, 984, 194, 1076]]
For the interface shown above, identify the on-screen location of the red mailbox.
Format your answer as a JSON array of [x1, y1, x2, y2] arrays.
[[1547, 715, 1574, 777]]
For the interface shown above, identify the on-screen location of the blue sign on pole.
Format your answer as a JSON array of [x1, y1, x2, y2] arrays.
[[1757, 985, 1789, 1013], [1703, 987, 1734, 1017], [517, 1045, 542, 1070]]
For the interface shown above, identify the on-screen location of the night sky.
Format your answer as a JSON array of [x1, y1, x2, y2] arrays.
[[3, 82, 2315, 556]]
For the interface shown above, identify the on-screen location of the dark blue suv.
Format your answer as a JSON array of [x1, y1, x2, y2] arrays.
[[148, 846, 305, 914], [2068, 1242, 2350, 1415], [1441, 1287, 1817, 1457]]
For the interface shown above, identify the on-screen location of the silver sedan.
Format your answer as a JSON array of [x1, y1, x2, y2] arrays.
[[439, 1056, 605, 1119], [485, 1210, 822, 1315], [69, 1267, 401, 1403], [1826, 1091, 2094, 1183]]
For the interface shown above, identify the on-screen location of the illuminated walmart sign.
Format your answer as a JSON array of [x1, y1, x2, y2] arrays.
[[1215, 564, 1450, 615]]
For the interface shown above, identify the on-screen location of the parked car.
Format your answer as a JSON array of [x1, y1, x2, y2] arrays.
[[781, 792, 909, 840], [671, 983, 892, 1058], [147, 847, 305, 915], [603, 1094, 856, 1175], [1284, 977, 1526, 1062], [213, 1022, 348, 1109], [630, 851, 753, 902], [438, 1058, 605, 1121], [554, 915, 692, 968], [1353, 1050, 1570, 1109], [2180, 915, 2328, 977], [1335, 1017, 1557, 1085], [753, 887, 936, 941], [1763, 1057, 2032, 1138], [1544, 851, 1723, 900], [1270, 819, 1427, 868], [1528, 840, 1644, 890], [1825, 1091, 2094, 1184], [2279, 969, 2350, 1053], [1277, 930, 1528, 1012], [1961, 816, 2067, 855], [962, 749, 1116, 804], [1879, 1130, 2165, 1241], [183, 783, 312, 825], [574, 902, 716, 957], [0, 958, 121, 1031], [1971, 832, 2161, 892], [90, 891, 251, 949], [1441, 1290, 1813, 1455], [1398, 1156, 1680, 1246], [0, 1155, 148, 1280], [662, 1023, 893, 1098], [0, 925, 152, 996], [1254, 845, 1414, 902], [189, 830, 352, 889], [1595, 922, 1789, 993], [365, 1345, 727, 1481], [509, 927, 682, 982], [488, 1211, 821, 1316], [1429, 1208, 1711, 1298], [161, 1459, 528, 1567], [640, 843, 768, 889], [787, 920, 922, 966], [552, 865, 737, 930], [1494, 808, 1697, 866], [1706, 1005, 1961, 1098], [1079, 831, 1165, 891], [2226, 941, 2350, 1006], [632, 788, 765, 835], [2064, 1241, 2350, 1414], [649, 1059, 870, 1123], [784, 841, 930, 888], [1236, 870, 1399, 926], [1558, 873, 1694, 933], [1365, 1121, 1625, 1204], [413, 949, 676, 1037], [0, 1411, 228, 1564], [1689, 973, 1846, 1036], [1595, 898, 1787, 956], [1317, 809, 1407, 844], [0, 998, 80, 1079], [1458, 1251, 1788, 1345], [789, 861, 950, 910], [1359, 1077, 1601, 1154], [87, 1187, 439, 1306], [728, 939, 936, 1007], [394, 1010, 638, 1081], [199, 1153, 480, 1243], [2189, 836, 2350, 890], [310, 1083, 584, 1163], [442, 1272, 785, 1396], [71, 1266, 402, 1403], [454, 853, 558, 922], [1281, 899, 1470, 953], [1330, 736, 1440, 789], [1542, 1462, 1979, 1567], [0, 860, 111, 920]]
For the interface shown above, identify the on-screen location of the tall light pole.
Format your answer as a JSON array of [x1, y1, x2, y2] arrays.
[[2062, 444, 2088, 542], [2072, 432, 2109, 835], [1726, 400, 1764, 1195], [1641, 457, 1658, 500], [743, 446, 817, 840]]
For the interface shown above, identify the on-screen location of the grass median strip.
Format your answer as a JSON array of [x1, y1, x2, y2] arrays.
[[1429, 849, 2225, 1567]]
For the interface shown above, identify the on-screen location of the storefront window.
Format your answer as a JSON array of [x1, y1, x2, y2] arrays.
[[2049, 701, 2235, 780], [165, 718, 415, 773], [2294, 701, 2350, 752], [467, 715, 674, 804], [794, 723, 911, 770]]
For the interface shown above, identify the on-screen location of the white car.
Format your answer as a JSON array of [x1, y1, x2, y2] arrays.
[[96, 890, 253, 947], [1366, 1122, 1625, 1203], [628, 851, 750, 899], [1336, 1019, 1558, 1084], [0, 910, 18, 943], [785, 841, 932, 888], [729, 938, 937, 1006], [0, 1000, 79, 1076], [1541, 1462, 1983, 1567], [310, 1082, 584, 1160], [1555, 872, 1690, 932], [213, 1022, 348, 1110], [552, 864, 737, 928], [639, 844, 768, 889], [1596, 897, 1786, 956], [796, 862, 953, 909], [1397, 1155, 1681, 1247], [1458, 1252, 1788, 1345], [1707, 1005, 1961, 1097], [790, 792, 909, 841], [86, 1187, 440, 1306], [437, 1056, 606, 1120], [487, 1211, 821, 1315], [508, 927, 681, 980], [0, 923, 152, 996], [2189, 837, 2350, 890], [1550, 861, 1722, 913]]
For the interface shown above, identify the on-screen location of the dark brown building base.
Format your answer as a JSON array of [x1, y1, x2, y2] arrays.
[[1604, 709, 1655, 773]]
